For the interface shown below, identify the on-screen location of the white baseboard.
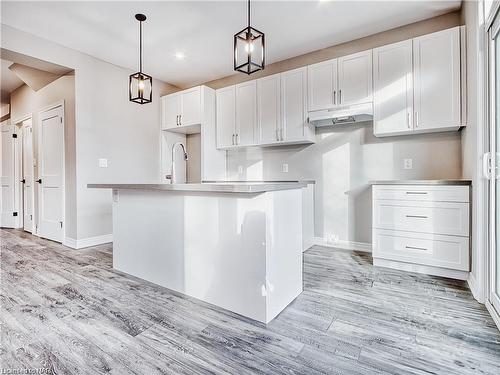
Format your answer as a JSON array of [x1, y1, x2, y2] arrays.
[[467, 272, 486, 303], [63, 234, 113, 249], [373, 258, 469, 280], [313, 237, 372, 252], [486, 301, 500, 332]]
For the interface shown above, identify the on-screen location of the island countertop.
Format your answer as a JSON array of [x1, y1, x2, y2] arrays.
[[370, 179, 471, 186], [87, 181, 309, 193]]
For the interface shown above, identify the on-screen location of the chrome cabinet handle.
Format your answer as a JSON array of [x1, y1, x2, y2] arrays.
[[407, 113, 411, 129], [280, 129, 284, 141], [339, 89, 342, 104], [415, 111, 419, 128], [333, 90, 336, 105], [176, 115, 179, 126], [179, 114, 182, 126], [405, 215, 428, 219], [232, 134, 235, 145], [406, 191, 427, 195], [405, 245, 427, 251], [236, 133, 239, 145]]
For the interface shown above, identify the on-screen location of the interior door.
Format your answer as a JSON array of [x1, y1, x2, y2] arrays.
[[235, 81, 256, 146], [1, 122, 18, 228], [337, 50, 373, 106], [373, 40, 414, 136], [21, 119, 34, 233], [257, 74, 281, 144], [281, 67, 307, 141], [413, 27, 461, 131], [180, 87, 201, 126], [162, 93, 182, 130], [307, 59, 337, 111], [216, 86, 236, 148], [38, 106, 64, 242]]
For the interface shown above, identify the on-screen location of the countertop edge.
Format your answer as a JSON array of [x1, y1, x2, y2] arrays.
[[369, 180, 472, 186]]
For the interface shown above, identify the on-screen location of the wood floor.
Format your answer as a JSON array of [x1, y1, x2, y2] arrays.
[[1, 228, 500, 375]]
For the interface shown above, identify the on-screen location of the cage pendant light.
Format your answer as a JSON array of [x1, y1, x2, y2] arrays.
[[129, 14, 152, 104], [234, 0, 265, 75]]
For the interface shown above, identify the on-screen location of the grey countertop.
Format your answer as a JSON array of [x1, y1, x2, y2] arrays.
[[87, 181, 309, 193], [370, 179, 472, 186]]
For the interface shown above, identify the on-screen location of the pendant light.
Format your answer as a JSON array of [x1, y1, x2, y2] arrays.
[[234, 0, 265, 75], [129, 13, 152, 104]]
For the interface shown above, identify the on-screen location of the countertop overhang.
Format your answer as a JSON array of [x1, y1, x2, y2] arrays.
[[370, 179, 472, 186], [87, 182, 309, 193]]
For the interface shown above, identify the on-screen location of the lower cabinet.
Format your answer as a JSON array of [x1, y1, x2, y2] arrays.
[[372, 184, 470, 279]]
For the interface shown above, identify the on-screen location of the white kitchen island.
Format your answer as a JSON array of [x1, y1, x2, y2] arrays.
[[88, 182, 307, 323]]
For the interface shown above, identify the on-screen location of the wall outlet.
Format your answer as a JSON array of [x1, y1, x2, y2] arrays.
[[98, 158, 108, 168], [403, 158, 413, 170], [326, 234, 339, 244], [238, 165, 243, 174], [282, 163, 289, 173]]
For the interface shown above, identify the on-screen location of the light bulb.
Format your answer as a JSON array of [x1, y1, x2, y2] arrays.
[[244, 41, 255, 53], [138, 80, 145, 90]]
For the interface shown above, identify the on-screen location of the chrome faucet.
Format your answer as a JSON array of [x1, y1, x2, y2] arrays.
[[167, 142, 188, 184]]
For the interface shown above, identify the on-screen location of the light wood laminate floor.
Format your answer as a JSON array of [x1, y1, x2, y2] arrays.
[[1, 228, 499, 374]]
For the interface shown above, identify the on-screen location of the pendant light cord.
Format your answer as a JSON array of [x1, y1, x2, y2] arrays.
[[139, 19, 143, 73], [248, 0, 250, 27]]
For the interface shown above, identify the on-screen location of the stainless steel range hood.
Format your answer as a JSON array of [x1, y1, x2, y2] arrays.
[[308, 102, 373, 127]]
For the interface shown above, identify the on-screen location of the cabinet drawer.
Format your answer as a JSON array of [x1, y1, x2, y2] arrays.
[[373, 229, 469, 271], [373, 185, 469, 203], [373, 200, 469, 236]]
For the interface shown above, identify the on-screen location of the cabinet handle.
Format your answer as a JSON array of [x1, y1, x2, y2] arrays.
[[232, 134, 235, 145], [176, 115, 179, 126], [280, 129, 284, 141], [407, 113, 411, 129], [276, 129, 279, 141], [179, 114, 182, 126], [405, 245, 427, 251], [236, 133, 239, 145], [36, 179, 42, 184], [405, 215, 428, 219], [333, 90, 336, 105], [339, 89, 342, 104], [406, 191, 427, 195], [20, 179, 26, 184], [415, 111, 419, 128]]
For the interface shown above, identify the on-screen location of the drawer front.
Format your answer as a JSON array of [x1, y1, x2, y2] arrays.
[[373, 200, 469, 236], [373, 185, 469, 203], [373, 229, 469, 271]]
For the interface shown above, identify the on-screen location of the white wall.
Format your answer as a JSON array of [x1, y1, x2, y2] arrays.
[[1, 24, 177, 242]]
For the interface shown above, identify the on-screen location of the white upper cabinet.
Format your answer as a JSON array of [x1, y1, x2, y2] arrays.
[[257, 74, 281, 144], [337, 50, 373, 106], [161, 86, 202, 132], [216, 86, 236, 149], [413, 27, 461, 132], [281, 67, 309, 141], [307, 59, 337, 111], [373, 40, 413, 136], [162, 93, 181, 130], [235, 81, 257, 146]]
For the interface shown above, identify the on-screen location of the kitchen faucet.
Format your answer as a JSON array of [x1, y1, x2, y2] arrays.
[[167, 142, 188, 184]]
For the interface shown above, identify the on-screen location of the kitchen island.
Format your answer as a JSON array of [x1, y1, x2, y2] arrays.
[[88, 182, 308, 323]]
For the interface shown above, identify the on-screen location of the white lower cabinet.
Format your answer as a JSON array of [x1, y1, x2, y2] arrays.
[[372, 184, 470, 279]]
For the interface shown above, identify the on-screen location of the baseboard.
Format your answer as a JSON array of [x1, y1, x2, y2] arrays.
[[63, 234, 113, 249], [313, 237, 372, 252], [467, 273, 486, 303], [485, 301, 500, 332], [373, 258, 469, 280]]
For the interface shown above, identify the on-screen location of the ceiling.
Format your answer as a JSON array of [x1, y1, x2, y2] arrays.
[[0, 1, 461, 88], [0, 59, 23, 104]]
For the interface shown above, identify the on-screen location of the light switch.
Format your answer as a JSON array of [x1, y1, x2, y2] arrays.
[[282, 163, 289, 173], [99, 158, 108, 168], [403, 158, 413, 170]]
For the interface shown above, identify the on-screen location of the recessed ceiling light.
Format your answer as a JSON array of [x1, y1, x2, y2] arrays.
[[175, 52, 185, 60]]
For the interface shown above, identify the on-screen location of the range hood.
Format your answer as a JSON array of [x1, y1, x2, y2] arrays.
[[308, 102, 373, 127]]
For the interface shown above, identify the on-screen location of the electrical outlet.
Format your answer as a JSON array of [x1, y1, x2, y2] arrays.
[[238, 165, 243, 174], [99, 158, 108, 168], [326, 234, 339, 244], [282, 163, 289, 173], [403, 158, 413, 170]]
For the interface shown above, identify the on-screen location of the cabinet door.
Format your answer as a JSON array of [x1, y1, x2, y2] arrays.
[[216, 86, 236, 148], [162, 93, 181, 130], [257, 74, 281, 144], [413, 27, 461, 131], [373, 40, 413, 136], [235, 81, 257, 146], [338, 50, 373, 105], [281, 67, 307, 141], [180, 87, 201, 126], [307, 59, 337, 111]]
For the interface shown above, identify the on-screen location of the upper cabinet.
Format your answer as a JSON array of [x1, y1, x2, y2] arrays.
[[374, 27, 463, 137], [257, 74, 281, 144], [235, 81, 257, 146], [307, 50, 372, 112], [161, 86, 202, 133], [373, 40, 413, 136], [216, 86, 236, 148]]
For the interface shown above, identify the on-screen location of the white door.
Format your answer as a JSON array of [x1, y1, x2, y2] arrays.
[[216, 86, 236, 148], [337, 50, 373, 106], [235, 81, 256, 146], [373, 40, 414, 136], [180, 87, 201, 127], [257, 74, 281, 144], [38, 106, 64, 242], [413, 27, 461, 131], [281, 67, 307, 141], [1, 122, 19, 228], [21, 120, 34, 233], [307, 59, 337, 111], [162, 93, 182, 130]]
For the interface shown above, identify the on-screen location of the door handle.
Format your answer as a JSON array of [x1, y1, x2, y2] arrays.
[[482, 152, 494, 179], [20, 179, 26, 184], [36, 179, 42, 184]]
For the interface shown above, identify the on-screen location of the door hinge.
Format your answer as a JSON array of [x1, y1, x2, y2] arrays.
[[13, 212, 18, 216], [12, 133, 17, 138]]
